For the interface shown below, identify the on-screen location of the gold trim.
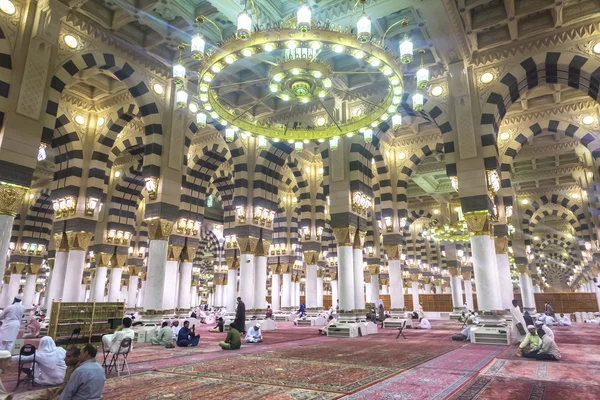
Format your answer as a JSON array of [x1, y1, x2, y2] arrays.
[[54, 233, 69, 252], [352, 229, 365, 250], [237, 236, 259, 254], [167, 245, 184, 261], [66, 231, 93, 251], [464, 211, 491, 236], [461, 271, 472, 281], [368, 265, 380, 275], [94, 252, 112, 267], [448, 266, 461, 277], [146, 218, 175, 241], [494, 236, 508, 254], [303, 250, 318, 265], [0, 183, 28, 217], [181, 247, 197, 262], [383, 244, 401, 260], [333, 226, 356, 246], [226, 256, 240, 270]]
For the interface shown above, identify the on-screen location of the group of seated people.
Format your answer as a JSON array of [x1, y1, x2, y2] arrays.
[[0, 339, 106, 399], [217, 322, 263, 350], [517, 322, 560, 361]]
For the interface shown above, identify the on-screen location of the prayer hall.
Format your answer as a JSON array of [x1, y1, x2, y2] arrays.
[[0, 0, 599, 398]]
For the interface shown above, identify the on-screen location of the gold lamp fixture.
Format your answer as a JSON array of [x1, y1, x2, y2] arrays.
[[52, 196, 77, 219]]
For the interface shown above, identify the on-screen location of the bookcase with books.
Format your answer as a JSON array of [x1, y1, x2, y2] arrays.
[[48, 301, 125, 344]]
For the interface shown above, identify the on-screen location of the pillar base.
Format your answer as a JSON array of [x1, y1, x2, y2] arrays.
[[476, 310, 507, 326]]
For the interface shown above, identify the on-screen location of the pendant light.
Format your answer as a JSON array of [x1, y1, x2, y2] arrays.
[[356, 0, 371, 42], [176, 86, 188, 109], [196, 112, 207, 128], [225, 127, 235, 143], [363, 128, 373, 143], [173, 45, 186, 84], [416, 49, 429, 89], [400, 35, 413, 64], [392, 115, 402, 130], [297, 2, 311, 33], [412, 93, 424, 111], [237, 1, 252, 40]]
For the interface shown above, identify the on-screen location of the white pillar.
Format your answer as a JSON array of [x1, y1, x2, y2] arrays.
[[0, 214, 15, 279], [62, 249, 87, 302], [411, 279, 420, 311], [444, 286, 451, 294], [214, 284, 224, 307], [316, 274, 323, 308], [370, 273, 380, 306], [464, 279, 474, 311], [34, 291, 41, 306], [144, 239, 170, 310], [450, 273, 463, 311], [4, 273, 21, 307], [120, 286, 128, 303], [519, 272, 535, 312], [338, 245, 355, 312], [352, 247, 365, 311], [305, 264, 318, 309], [91, 266, 107, 302], [22, 273, 37, 309], [239, 253, 255, 310], [281, 272, 292, 309], [226, 269, 237, 312], [190, 286, 197, 307], [331, 279, 338, 309], [435, 284, 442, 293], [424, 283, 432, 294], [271, 273, 281, 311], [254, 255, 267, 311], [108, 267, 122, 302], [496, 251, 513, 310], [527, 276, 537, 311], [137, 281, 145, 308], [177, 261, 193, 310], [294, 281, 300, 307], [470, 235, 503, 312], [46, 250, 69, 312], [381, 284, 388, 294], [388, 259, 404, 310], [127, 276, 138, 308]]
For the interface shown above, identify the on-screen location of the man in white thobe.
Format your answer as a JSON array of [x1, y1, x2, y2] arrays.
[[0, 295, 25, 351], [558, 313, 572, 326], [535, 320, 554, 340], [510, 299, 527, 343], [415, 318, 431, 329], [245, 322, 263, 343]]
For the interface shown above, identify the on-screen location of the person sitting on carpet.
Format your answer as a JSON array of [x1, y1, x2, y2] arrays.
[[33, 345, 80, 400], [452, 318, 474, 341], [523, 310, 534, 327], [535, 320, 554, 339], [13, 336, 66, 386], [545, 315, 558, 326], [0, 350, 12, 398], [23, 316, 41, 338], [545, 302, 555, 317], [245, 322, 263, 343], [558, 313, 572, 326], [585, 312, 600, 324], [151, 322, 173, 347], [102, 317, 134, 355], [523, 329, 561, 361], [414, 317, 431, 330], [209, 317, 225, 333], [410, 310, 419, 320], [219, 324, 242, 350], [60, 344, 105, 400], [171, 320, 181, 340], [266, 305, 273, 320], [516, 325, 542, 357], [176, 321, 200, 347], [319, 316, 336, 335]]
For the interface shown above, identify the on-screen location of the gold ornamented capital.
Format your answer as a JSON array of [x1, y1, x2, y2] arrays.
[[181, 246, 197, 262], [146, 218, 175, 241], [280, 263, 291, 274], [352, 229, 365, 250], [461, 271, 472, 281], [269, 264, 281, 274], [380, 278, 388, 285], [515, 263, 529, 275], [111, 254, 128, 268], [434, 279, 442, 286], [423, 276, 432, 284], [0, 183, 28, 217], [333, 226, 356, 246], [410, 273, 420, 282], [254, 239, 271, 256], [316, 268, 324, 278], [330, 272, 337, 280], [226, 256, 240, 270], [54, 233, 69, 252], [494, 236, 509, 254], [10, 262, 27, 274], [167, 245, 184, 261], [464, 211, 491, 236], [368, 265, 380, 275], [383, 244, 401, 260], [94, 252, 112, 267], [237, 236, 259, 254], [448, 266, 461, 277], [66, 231, 93, 251], [303, 250, 318, 265], [364, 272, 371, 283]]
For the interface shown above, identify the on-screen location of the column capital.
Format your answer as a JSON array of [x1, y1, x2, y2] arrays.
[[110, 254, 128, 268], [494, 236, 509, 254], [317, 268, 324, 278], [461, 271, 472, 280], [330, 271, 337, 280], [226, 256, 240, 270], [167, 245, 184, 261], [364, 271, 371, 283], [269, 264, 280, 274], [94, 252, 112, 267], [380, 277, 389, 285], [333, 226, 356, 246], [368, 265, 380, 275], [383, 244, 401, 260], [0, 184, 28, 217], [409, 273, 420, 282], [214, 274, 226, 286], [181, 246, 197, 262], [352, 229, 365, 249], [147, 218, 175, 241], [9, 262, 27, 274], [515, 263, 530, 275], [303, 250, 318, 265], [281, 263, 291, 274], [254, 238, 271, 256], [54, 232, 69, 252], [448, 266, 461, 276], [464, 211, 492, 236], [128, 266, 142, 275], [66, 231, 93, 251], [237, 236, 259, 254], [28, 263, 42, 275]]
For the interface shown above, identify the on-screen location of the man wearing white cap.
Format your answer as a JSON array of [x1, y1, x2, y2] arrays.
[[0, 294, 25, 351], [535, 320, 554, 340], [245, 322, 263, 343], [516, 325, 542, 357]]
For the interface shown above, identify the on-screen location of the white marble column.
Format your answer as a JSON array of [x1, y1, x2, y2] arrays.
[[0, 214, 16, 279], [4, 272, 21, 307], [410, 277, 420, 311], [144, 239, 170, 311], [177, 261, 193, 310], [352, 245, 366, 311], [46, 242, 69, 312], [449, 269, 464, 312], [331, 279, 338, 308], [305, 264, 318, 309], [137, 281, 145, 308], [271, 272, 281, 311], [338, 244, 355, 312], [495, 239, 514, 310], [190, 286, 198, 307], [91, 266, 108, 302], [388, 259, 405, 310], [226, 268, 237, 312], [239, 253, 255, 310], [527, 275, 537, 311], [254, 255, 267, 311], [435, 283, 442, 293], [294, 280, 300, 307], [120, 286, 128, 303], [381, 284, 388, 294], [127, 275, 138, 308], [35, 291, 41, 306], [470, 234, 503, 313], [281, 271, 292, 309], [316, 272, 324, 308], [444, 286, 451, 294], [108, 267, 122, 302], [424, 283, 432, 294], [208, 291, 213, 307], [369, 272, 380, 306], [214, 283, 224, 307], [463, 275, 474, 311], [518, 267, 535, 312], [62, 249, 87, 302], [22, 272, 37, 309]]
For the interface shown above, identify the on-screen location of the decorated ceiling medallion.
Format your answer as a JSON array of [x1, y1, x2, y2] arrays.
[[198, 28, 404, 141]]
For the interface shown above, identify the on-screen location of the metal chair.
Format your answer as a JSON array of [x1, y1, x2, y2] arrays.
[[68, 328, 81, 345], [396, 319, 407, 340], [16, 344, 36, 388], [105, 337, 132, 377]]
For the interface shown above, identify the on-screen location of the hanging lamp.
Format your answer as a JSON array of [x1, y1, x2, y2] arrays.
[[297, 2, 311, 32], [173, 45, 186, 84], [356, 0, 371, 42], [237, 1, 252, 40], [416, 49, 429, 89]]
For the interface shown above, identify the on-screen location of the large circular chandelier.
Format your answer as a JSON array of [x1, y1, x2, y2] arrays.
[[175, 1, 428, 147]]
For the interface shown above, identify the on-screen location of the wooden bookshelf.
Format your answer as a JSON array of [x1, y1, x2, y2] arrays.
[[48, 301, 125, 344]]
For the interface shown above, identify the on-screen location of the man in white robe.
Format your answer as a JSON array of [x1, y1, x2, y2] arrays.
[[12, 336, 66, 385], [535, 320, 554, 339], [0, 295, 25, 351], [510, 299, 527, 343], [102, 317, 135, 354], [415, 317, 431, 329], [558, 313, 572, 326], [245, 323, 263, 343]]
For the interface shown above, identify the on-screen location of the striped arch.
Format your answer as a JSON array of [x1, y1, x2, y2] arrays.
[[201, 227, 224, 269], [534, 234, 579, 261], [404, 214, 437, 265], [253, 142, 294, 212], [212, 169, 235, 234], [182, 142, 231, 221], [0, 24, 12, 132], [372, 146, 393, 221], [43, 52, 163, 181], [500, 119, 600, 188], [22, 189, 53, 248], [107, 162, 145, 235], [52, 114, 84, 198], [480, 51, 600, 171], [521, 194, 589, 242], [88, 103, 141, 200], [136, 220, 149, 253], [396, 141, 444, 220], [286, 156, 311, 230], [229, 137, 248, 209], [527, 207, 583, 242]]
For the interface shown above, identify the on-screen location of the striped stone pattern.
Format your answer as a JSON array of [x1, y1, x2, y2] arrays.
[[51, 114, 83, 199], [107, 163, 145, 234], [253, 142, 293, 212], [22, 189, 53, 248], [229, 137, 247, 209], [0, 26, 11, 132], [212, 169, 235, 236]]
